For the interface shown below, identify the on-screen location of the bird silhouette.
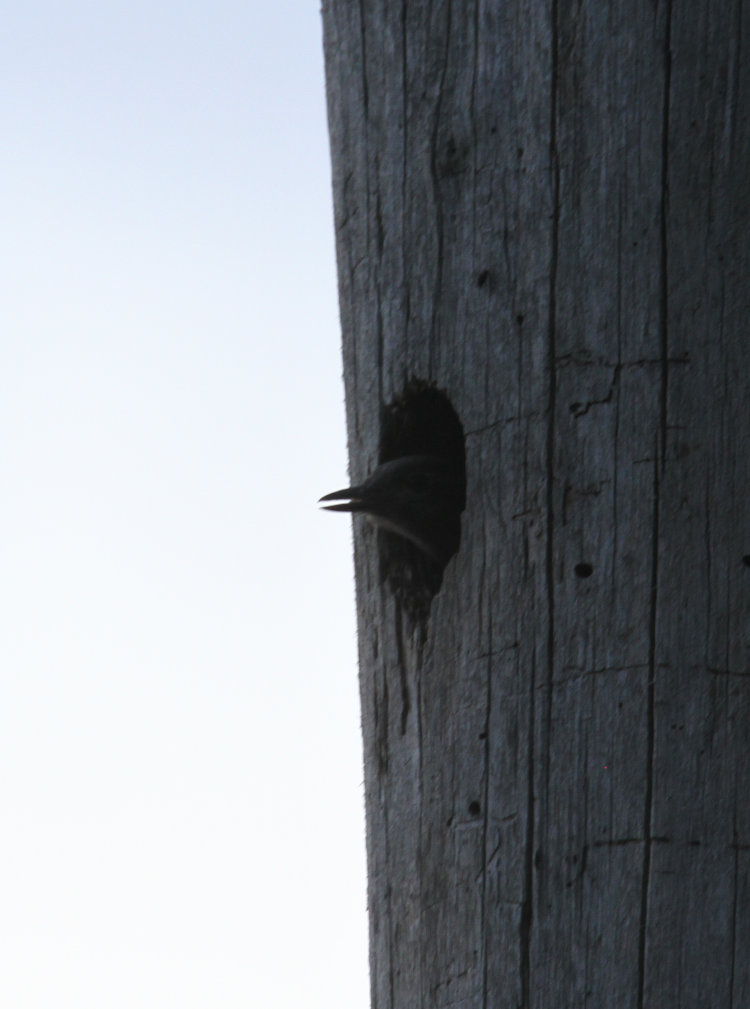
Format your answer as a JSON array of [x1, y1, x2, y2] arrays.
[[319, 455, 463, 564]]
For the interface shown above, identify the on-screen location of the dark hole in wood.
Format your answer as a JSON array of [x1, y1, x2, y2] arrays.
[[743, 555, 750, 568], [575, 562, 594, 578], [377, 378, 466, 625], [468, 801, 481, 817]]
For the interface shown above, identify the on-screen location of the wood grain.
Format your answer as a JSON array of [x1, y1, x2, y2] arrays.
[[321, 0, 750, 1005]]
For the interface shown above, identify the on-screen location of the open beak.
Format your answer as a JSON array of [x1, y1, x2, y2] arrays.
[[318, 486, 365, 513]]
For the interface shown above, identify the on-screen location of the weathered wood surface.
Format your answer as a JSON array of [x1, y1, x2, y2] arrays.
[[321, 1, 750, 1006]]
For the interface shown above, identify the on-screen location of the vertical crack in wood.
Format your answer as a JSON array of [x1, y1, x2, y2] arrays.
[[394, 605, 411, 734], [428, 0, 452, 370], [612, 187, 623, 603], [522, 0, 561, 1002], [416, 616, 426, 1009], [544, 0, 561, 775], [704, 471, 713, 661], [658, 0, 672, 469], [729, 805, 739, 1005], [480, 610, 493, 1009], [638, 9, 672, 1001], [638, 449, 660, 1009], [520, 649, 537, 1009], [357, 0, 369, 117]]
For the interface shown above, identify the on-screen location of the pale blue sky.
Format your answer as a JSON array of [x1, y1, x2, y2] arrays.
[[1, 3, 367, 1006]]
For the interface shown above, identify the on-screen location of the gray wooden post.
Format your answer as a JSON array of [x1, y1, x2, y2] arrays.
[[321, 1, 750, 1006]]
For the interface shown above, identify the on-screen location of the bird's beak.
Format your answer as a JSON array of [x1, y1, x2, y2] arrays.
[[318, 486, 365, 513]]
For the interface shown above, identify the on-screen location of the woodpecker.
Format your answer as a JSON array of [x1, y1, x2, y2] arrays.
[[319, 455, 462, 564]]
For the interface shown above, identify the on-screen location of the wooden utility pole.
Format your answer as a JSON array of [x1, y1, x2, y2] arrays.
[[321, 1, 749, 1006]]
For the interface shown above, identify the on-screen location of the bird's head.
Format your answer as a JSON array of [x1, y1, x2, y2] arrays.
[[319, 455, 463, 564]]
